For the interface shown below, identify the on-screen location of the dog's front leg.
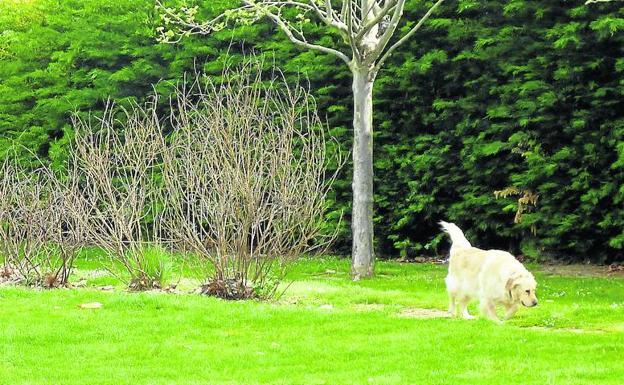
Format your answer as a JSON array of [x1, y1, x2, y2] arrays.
[[503, 304, 518, 320], [480, 300, 501, 323]]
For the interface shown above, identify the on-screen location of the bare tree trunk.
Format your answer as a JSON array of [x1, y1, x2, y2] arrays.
[[351, 66, 375, 280]]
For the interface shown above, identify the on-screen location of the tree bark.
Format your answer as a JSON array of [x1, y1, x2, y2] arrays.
[[350, 67, 375, 280]]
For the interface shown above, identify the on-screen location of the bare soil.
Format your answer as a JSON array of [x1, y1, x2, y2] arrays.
[[397, 307, 451, 319], [537, 264, 624, 278]]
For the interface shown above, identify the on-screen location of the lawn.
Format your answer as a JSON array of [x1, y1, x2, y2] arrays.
[[1, 257, 623, 385]]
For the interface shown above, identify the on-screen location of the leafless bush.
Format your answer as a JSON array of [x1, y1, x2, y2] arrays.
[[0, 161, 82, 287], [68, 101, 169, 290], [1, 58, 340, 296], [162, 60, 342, 299]]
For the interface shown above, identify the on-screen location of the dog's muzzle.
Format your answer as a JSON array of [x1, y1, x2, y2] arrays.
[[523, 300, 538, 307]]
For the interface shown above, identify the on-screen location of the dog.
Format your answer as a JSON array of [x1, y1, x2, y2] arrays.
[[440, 221, 538, 322]]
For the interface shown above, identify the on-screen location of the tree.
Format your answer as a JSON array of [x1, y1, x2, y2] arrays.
[[157, 0, 445, 279]]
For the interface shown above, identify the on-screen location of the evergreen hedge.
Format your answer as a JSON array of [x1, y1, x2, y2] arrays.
[[1, 0, 622, 262]]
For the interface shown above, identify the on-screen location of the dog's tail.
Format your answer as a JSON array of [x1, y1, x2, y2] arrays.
[[439, 221, 471, 250]]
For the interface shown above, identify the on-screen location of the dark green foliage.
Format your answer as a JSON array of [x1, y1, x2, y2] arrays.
[[371, 0, 624, 263], [1, 0, 623, 262]]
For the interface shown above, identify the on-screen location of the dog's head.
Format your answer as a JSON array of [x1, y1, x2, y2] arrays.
[[506, 272, 538, 307]]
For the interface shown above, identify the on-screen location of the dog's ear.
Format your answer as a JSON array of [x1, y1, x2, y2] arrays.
[[505, 273, 520, 292], [505, 274, 521, 301]]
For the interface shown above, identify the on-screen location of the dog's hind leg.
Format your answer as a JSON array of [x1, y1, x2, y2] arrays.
[[459, 296, 475, 319], [447, 292, 457, 317], [445, 275, 458, 317]]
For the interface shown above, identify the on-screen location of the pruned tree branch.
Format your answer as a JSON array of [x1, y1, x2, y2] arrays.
[[363, 0, 406, 65], [264, 9, 352, 64], [157, 0, 351, 63], [356, 0, 398, 42], [157, 0, 444, 69], [373, 0, 445, 73]]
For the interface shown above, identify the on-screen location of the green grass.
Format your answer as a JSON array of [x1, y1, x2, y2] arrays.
[[1, 257, 623, 385]]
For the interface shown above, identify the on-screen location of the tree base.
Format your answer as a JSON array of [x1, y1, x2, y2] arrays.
[[351, 264, 374, 281]]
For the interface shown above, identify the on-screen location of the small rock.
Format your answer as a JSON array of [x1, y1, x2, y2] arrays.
[[319, 304, 334, 310], [79, 302, 103, 309], [98, 285, 114, 291]]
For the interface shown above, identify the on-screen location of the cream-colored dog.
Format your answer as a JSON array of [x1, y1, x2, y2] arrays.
[[440, 221, 538, 322]]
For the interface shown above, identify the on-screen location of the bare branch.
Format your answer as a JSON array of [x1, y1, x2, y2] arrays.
[[373, 0, 445, 73], [0, 160, 83, 287], [69, 99, 169, 290], [157, 0, 351, 63], [346, 1, 362, 62], [363, 0, 406, 64], [264, 7, 351, 63], [355, 0, 398, 42], [310, 0, 349, 33]]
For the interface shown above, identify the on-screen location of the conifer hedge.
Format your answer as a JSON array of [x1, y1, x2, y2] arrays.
[[1, 0, 622, 262]]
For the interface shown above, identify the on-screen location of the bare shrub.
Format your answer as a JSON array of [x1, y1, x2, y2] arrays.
[[0, 161, 82, 287], [0, 161, 45, 285], [162, 60, 342, 299], [2, 59, 339, 296], [39, 172, 85, 287], [68, 102, 170, 290]]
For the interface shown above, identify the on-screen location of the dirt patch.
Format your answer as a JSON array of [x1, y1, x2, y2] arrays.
[[522, 326, 608, 334], [538, 264, 624, 278], [353, 303, 386, 312], [397, 307, 451, 319]]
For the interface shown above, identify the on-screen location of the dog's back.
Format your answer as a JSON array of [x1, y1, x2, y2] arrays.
[[447, 246, 491, 297]]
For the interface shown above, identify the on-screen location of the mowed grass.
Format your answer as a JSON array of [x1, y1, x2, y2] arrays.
[[1, 257, 623, 385]]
